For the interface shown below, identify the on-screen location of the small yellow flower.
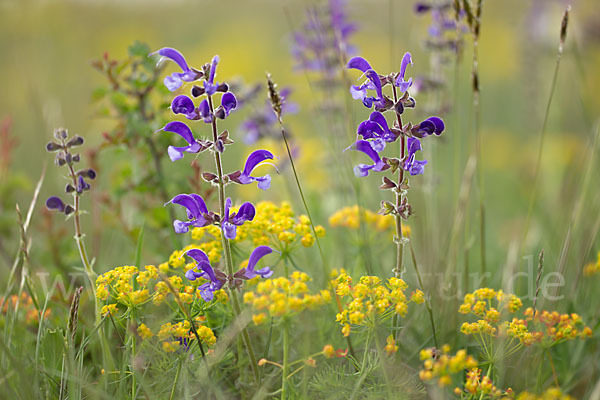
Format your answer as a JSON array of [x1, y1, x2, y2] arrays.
[[137, 323, 153, 339]]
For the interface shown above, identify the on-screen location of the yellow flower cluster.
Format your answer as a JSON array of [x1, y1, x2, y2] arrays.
[[1, 292, 51, 325], [244, 271, 331, 324], [523, 308, 592, 343], [96, 265, 155, 307], [191, 201, 324, 251], [384, 335, 398, 355], [457, 368, 505, 398], [515, 388, 574, 400], [419, 345, 477, 387], [96, 261, 228, 313], [459, 289, 592, 346], [329, 205, 410, 236], [583, 251, 600, 276], [334, 273, 419, 337], [157, 320, 216, 352]]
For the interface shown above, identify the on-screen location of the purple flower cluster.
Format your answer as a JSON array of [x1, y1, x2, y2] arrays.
[[152, 47, 278, 301], [415, 2, 467, 52], [345, 53, 445, 177], [291, 0, 357, 78]]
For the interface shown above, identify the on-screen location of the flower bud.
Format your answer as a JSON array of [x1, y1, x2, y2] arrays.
[[66, 135, 84, 147]]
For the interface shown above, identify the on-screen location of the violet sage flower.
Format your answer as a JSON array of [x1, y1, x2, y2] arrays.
[[221, 198, 256, 240], [203, 55, 220, 96], [184, 249, 225, 302], [403, 137, 428, 176], [150, 47, 201, 92], [357, 111, 397, 152], [346, 139, 390, 177], [412, 116, 445, 138], [229, 149, 276, 190], [166, 193, 212, 234], [159, 121, 202, 162], [395, 52, 413, 93], [346, 57, 384, 108], [235, 246, 275, 279]]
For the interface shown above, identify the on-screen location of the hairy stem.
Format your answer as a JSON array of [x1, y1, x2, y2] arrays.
[[207, 95, 260, 385]]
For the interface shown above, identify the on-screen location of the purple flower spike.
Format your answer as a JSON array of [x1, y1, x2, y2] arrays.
[[346, 140, 389, 177], [222, 198, 256, 240], [171, 95, 198, 119], [161, 121, 201, 161], [238, 150, 276, 190], [242, 246, 275, 279], [395, 52, 413, 92], [184, 249, 224, 302], [204, 55, 220, 96], [403, 137, 428, 176], [150, 47, 198, 91], [166, 193, 210, 233], [46, 196, 65, 212]]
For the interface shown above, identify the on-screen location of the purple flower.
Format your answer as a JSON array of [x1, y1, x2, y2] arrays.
[[184, 249, 224, 302], [221, 198, 256, 240], [150, 47, 200, 92], [357, 111, 397, 151], [239, 87, 297, 144], [232, 150, 276, 190], [238, 246, 275, 279], [198, 99, 213, 123], [395, 52, 413, 92], [203, 55, 220, 96], [160, 121, 201, 161], [76, 175, 90, 193], [171, 95, 198, 120], [403, 137, 428, 176], [215, 92, 237, 119], [413, 116, 445, 138], [166, 193, 210, 234], [346, 140, 389, 177], [347, 57, 384, 108]]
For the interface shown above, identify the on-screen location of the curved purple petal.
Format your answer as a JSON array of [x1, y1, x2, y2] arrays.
[[247, 246, 274, 273], [426, 116, 445, 135], [208, 55, 219, 84], [223, 197, 232, 224], [173, 219, 194, 234], [347, 56, 372, 73], [151, 47, 190, 72], [189, 194, 208, 214], [168, 194, 202, 219], [242, 150, 275, 176], [231, 202, 256, 225], [171, 95, 196, 117], [221, 92, 237, 116], [198, 99, 212, 123], [185, 249, 210, 266], [222, 222, 237, 240], [162, 121, 196, 145], [406, 137, 422, 157], [399, 52, 412, 80]]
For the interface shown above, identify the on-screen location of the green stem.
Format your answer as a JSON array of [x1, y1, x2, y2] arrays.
[[169, 358, 182, 400], [408, 241, 438, 347], [131, 320, 136, 400], [349, 328, 372, 400], [207, 95, 260, 385], [274, 111, 330, 280], [281, 317, 290, 400]]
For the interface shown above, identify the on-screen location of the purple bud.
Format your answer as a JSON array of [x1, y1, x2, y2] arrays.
[[46, 196, 65, 212], [46, 141, 62, 152], [64, 205, 75, 215], [66, 135, 84, 147], [72, 154, 80, 163], [216, 82, 229, 92], [215, 139, 225, 153], [66, 183, 75, 193], [191, 85, 206, 97]]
